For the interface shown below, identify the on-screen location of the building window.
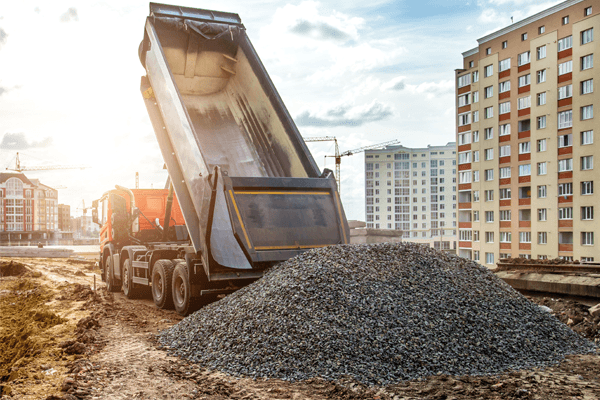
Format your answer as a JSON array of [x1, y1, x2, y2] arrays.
[[536, 69, 546, 83], [562, 16, 569, 25], [473, 70, 479, 82], [536, 139, 546, 152], [518, 51, 530, 66], [484, 127, 493, 140], [485, 85, 493, 98], [469, 60, 474, 68], [538, 208, 547, 221], [559, 232, 573, 244], [473, 150, 479, 162], [499, 123, 511, 136], [519, 232, 531, 243], [473, 191, 480, 202], [581, 28, 593, 45], [518, 74, 530, 87], [521, 33, 527, 41], [473, 91, 479, 102], [485, 232, 494, 243], [484, 169, 493, 181], [499, 58, 511, 72], [559, 207, 573, 220], [458, 93, 471, 107], [499, 80, 510, 93], [581, 79, 593, 95], [484, 148, 494, 161], [558, 110, 573, 129], [500, 166, 511, 178], [585, 6, 592, 16], [558, 84, 573, 99], [582, 232, 594, 245], [538, 185, 547, 198], [559, 60, 573, 75], [485, 190, 494, 201], [538, 232, 547, 244], [537, 162, 547, 175], [558, 182, 573, 196], [518, 164, 531, 176], [499, 101, 511, 114], [581, 105, 593, 120], [502, 40, 508, 49], [499, 188, 511, 200], [500, 232, 511, 243], [581, 155, 594, 170], [581, 54, 594, 70], [473, 131, 479, 142], [558, 133, 573, 148], [537, 116, 546, 129], [499, 145, 511, 157], [537, 46, 547, 61], [537, 92, 546, 106], [484, 64, 493, 77], [458, 74, 471, 88], [582, 181, 594, 195], [485, 211, 494, 223], [517, 96, 531, 110], [518, 141, 531, 154], [558, 158, 573, 172], [581, 130, 593, 145], [484, 107, 493, 119], [581, 206, 594, 220], [486, 47, 491, 55], [473, 170, 479, 182], [458, 112, 471, 126], [485, 252, 494, 265]]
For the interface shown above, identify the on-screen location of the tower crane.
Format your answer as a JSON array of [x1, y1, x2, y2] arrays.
[[304, 137, 400, 194], [6, 152, 90, 172]]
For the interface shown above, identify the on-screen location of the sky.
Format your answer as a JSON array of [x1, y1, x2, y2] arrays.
[[0, 0, 564, 220]]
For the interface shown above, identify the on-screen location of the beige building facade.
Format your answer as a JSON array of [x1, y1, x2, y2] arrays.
[[456, 0, 598, 265]]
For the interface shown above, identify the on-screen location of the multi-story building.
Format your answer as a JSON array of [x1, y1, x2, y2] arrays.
[[456, 0, 598, 265], [364, 143, 458, 250], [0, 173, 59, 244], [58, 204, 71, 231]]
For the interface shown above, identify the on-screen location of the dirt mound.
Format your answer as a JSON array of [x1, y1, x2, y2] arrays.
[[0, 260, 32, 277]]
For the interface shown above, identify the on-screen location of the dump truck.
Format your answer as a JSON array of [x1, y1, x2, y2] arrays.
[[93, 2, 349, 316]]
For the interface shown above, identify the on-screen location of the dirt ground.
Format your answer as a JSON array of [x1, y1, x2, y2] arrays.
[[1, 257, 599, 400]]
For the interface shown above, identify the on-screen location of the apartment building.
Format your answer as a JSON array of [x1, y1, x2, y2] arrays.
[[364, 143, 458, 250], [456, 0, 598, 266]]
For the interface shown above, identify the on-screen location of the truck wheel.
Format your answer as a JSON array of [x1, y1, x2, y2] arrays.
[[152, 260, 174, 309], [172, 261, 193, 316], [106, 256, 121, 293], [122, 258, 141, 299]]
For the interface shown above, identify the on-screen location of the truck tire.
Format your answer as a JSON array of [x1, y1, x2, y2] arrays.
[[106, 256, 121, 293], [122, 258, 142, 299], [152, 259, 174, 309], [172, 261, 193, 316]]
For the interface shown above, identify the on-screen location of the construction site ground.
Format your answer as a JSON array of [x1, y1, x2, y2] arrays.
[[1, 257, 599, 400]]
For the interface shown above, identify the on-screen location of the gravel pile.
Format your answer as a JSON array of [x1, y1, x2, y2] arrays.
[[159, 243, 596, 384]]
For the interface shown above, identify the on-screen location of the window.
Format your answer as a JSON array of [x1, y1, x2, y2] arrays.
[[500, 166, 511, 178], [499, 188, 511, 199], [582, 79, 593, 94], [485, 232, 494, 243], [484, 148, 493, 160], [473, 150, 479, 162], [559, 134, 573, 148], [485, 107, 493, 119], [558, 182, 573, 196], [585, 6, 592, 16], [518, 51, 530, 67], [485, 211, 494, 223], [485, 190, 494, 201], [485, 85, 493, 98], [538, 232, 547, 244], [518, 141, 531, 154], [582, 181, 594, 195], [472, 210, 480, 222], [458, 112, 471, 126], [473, 70, 479, 82], [538, 208, 547, 221], [518, 96, 530, 110], [582, 54, 594, 70], [582, 105, 593, 120], [473, 170, 480, 182], [538, 26, 545, 34], [558, 35, 573, 51], [558, 84, 573, 100], [500, 40, 507, 49], [472, 111, 479, 122], [559, 207, 573, 219], [559, 60, 573, 75], [473, 191, 480, 202], [500, 232, 511, 242], [499, 102, 511, 114], [538, 185, 547, 198], [473, 131, 479, 142], [458, 132, 471, 145], [469, 60, 474, 68], [520, 232, 531, 243], [558, 158, 573, 172], [582, 232, 594, 245], [485, 252, 494, 265], [537, 162, 547, 175], [581, 206, 594, 220], [521, 33, 528, 41], [499, 145, 511, 157], [562, 16, 569, 25], [537, 92, 546, 106], [559, 232, 573, 244], [519, 164, 531, 176], [581, 155, 593, 170], [581, 28, 593, 45], [458, 74, 471, 88], [458, 93, 471, 107], [499, 80, 510, 93], [581, 130, 593, 145], [558, 110, 573, 129], [473, 91, 479, 102], [536, 69, 546, 83], [484, 127, 493, 140], [499, 58, 511, 72], [537, 139, 546, 152], [484, 169, 493, 181], [519, 119, 530, 132], [518, 74, 531, 87], [459, 171, 471, 184], [537, 116, 546, 129], [484, 64, 493, 77], [486, 47, 491, 55], [499, 123, 510, 136], [458, 152, 471, 164]]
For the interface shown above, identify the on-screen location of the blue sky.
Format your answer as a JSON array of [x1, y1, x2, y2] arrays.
[[0, 0, 563, 220]]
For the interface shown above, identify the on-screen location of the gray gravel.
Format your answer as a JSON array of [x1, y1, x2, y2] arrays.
[[159, 242, 596, 385]]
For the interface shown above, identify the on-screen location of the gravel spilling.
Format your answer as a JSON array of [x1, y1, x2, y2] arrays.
[[159, 243, 596, 384]]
